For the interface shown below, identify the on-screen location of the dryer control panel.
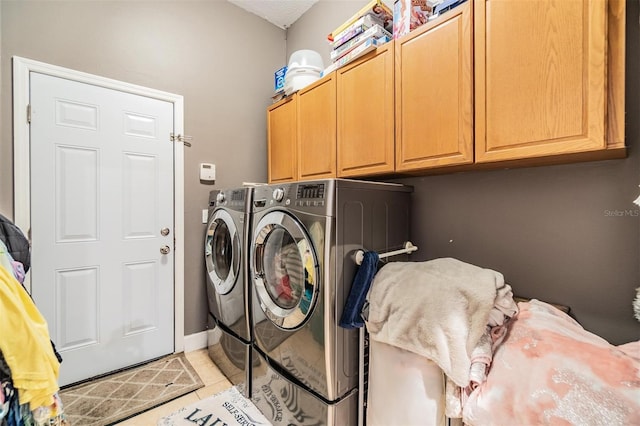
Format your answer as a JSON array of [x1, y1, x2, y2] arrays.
[[252, 180, 335, 216], [295, 183, 326, 208], [296, 183, 325, 200]]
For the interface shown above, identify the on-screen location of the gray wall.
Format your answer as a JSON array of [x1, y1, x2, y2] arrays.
[[288, 0, 640, 345], [286, 0, 394, 67], [286, 0, 356, 68], [0, 0, 285, 335]]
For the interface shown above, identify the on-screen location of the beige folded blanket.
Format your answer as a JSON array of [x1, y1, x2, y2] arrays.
[[365, 257, 514, 387]]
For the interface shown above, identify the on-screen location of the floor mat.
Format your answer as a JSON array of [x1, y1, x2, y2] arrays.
[[59, 353, 204, 426], [158, 386, 271, 426]]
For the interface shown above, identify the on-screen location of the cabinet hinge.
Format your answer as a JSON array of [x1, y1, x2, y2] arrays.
[[27, 104, 31, 124], [169, 132, 193, 147]]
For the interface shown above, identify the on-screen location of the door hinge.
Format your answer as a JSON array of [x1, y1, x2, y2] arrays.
[[170, 133, 193, 147], [27, 104, 31, 124]]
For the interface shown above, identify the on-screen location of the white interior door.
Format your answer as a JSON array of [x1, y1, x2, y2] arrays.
[[29, 72, 175, 386]]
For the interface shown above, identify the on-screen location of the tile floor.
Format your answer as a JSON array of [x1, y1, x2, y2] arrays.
[[115, 349, 233, 425]]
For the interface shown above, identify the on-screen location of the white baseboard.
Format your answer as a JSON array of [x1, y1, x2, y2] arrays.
[[183, 330, 208, 352]]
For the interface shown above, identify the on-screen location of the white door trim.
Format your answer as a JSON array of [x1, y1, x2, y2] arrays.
[[12, 56, 185, 353]]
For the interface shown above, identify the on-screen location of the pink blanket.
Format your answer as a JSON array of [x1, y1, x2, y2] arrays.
[[463, 300, 640, 426]]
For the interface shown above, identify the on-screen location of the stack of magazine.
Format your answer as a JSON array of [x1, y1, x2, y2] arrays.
[[324, 0, 393, 73]]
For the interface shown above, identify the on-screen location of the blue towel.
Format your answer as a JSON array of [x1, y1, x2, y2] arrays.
[[339, 251, 379, 329]]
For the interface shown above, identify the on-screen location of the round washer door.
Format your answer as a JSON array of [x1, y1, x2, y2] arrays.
[[205, 209, 240, 295], [252, 210, 319, 330]]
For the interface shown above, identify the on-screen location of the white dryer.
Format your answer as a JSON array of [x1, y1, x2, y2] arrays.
[[205, 187, 253, 396], [250, 179, 412, 425]]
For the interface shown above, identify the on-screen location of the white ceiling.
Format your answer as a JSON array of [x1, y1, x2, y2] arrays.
[[227, 0, 320, 29]]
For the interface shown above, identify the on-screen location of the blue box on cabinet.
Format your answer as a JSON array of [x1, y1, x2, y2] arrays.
[[274, 66, 287, 92]]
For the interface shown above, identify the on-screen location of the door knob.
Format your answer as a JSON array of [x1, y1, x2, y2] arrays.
[[161, 227, 170, 236], [160, 245, 171, 255]]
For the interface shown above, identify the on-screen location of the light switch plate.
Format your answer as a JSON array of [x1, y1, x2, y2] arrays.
[[202, 209, 208, 224]]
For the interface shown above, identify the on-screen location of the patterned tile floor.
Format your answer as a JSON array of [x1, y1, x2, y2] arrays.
[[114, 349, 233, 425]]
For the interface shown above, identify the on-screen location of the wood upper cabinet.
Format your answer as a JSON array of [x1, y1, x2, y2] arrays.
[[395, 2, 473, 171], [267, 96, 297, 183], [337, 42, 395, 177], [267, 0, 625, 180], [298, 73, 337, 180], [474, 0, 624, 163]]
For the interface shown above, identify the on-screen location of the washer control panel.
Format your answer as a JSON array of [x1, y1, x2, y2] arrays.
[[215, 189, 248, 210]]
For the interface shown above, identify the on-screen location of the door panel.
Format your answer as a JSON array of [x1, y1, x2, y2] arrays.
[[55, 146, 99, 241], [395, 3, 473, 170], [298, 75, 337, 180], [475, 0, 606, 161], [56, 267, 99, 349], [123, 153, 159, 238], [337, 43, 394, 177], [268, 98, 297, 183], [30, 72, 175, 386], [123, 261, 160, 334]]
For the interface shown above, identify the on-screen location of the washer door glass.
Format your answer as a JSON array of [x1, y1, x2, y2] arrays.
[[253, 211, 318, 330], [205, 209, 240, 295]]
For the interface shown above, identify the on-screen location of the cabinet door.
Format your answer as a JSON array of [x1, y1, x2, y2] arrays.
[[298, 73, 336, 180], [475, 0, 606, 162], [395, 2, 473, 171], [267, 96, 297, 183], [337, 43, 395, 177]]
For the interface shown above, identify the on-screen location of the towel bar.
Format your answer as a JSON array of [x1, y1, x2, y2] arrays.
[[354, 241, 418, 265]]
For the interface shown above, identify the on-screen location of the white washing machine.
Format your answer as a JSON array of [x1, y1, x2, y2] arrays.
[[205, 187, 253, 397], [249, 179, 412, 425]]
